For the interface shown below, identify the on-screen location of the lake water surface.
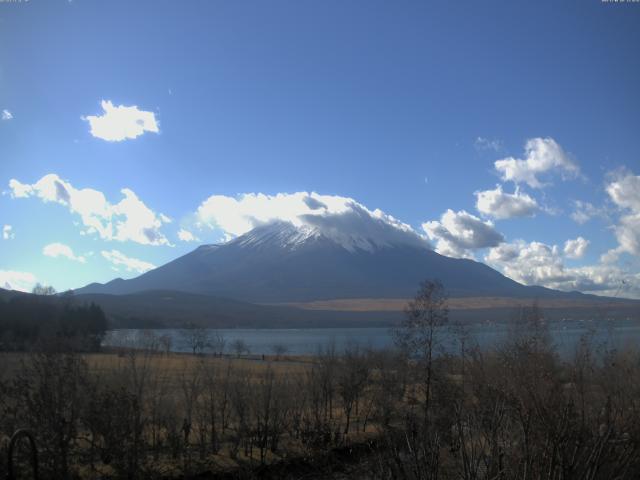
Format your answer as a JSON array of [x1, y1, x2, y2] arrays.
[[104, 320, 640, 357]]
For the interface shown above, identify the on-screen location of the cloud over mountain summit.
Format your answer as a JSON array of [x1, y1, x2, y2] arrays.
[[195, 192, 428, 251]]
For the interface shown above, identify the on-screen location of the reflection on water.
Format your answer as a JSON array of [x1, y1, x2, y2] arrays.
[[103, 319, 640, 357]]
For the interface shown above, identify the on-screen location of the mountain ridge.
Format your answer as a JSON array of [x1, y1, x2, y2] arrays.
[[4, 286, 637, 330], [75, 221, 611, 303]]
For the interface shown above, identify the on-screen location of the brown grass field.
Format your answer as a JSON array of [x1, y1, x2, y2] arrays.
[[274, 296, 640, 311], [0, 350, 314, 385], [1, 350, 362, 478]]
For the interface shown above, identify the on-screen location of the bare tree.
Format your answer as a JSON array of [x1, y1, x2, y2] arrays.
[[229, 371, 252, 459], [231, 338, 249, 358], [394, 279, 448, 427], [31, 283, 57, 295], [181, 324, 211, 356], [368, 349, 406, 431], [209, 329, 226, 356], [337, 343, 370, 436], [271, 343, 288, 360], [136, 330, 161, 353], [179, 361, 203, 472], [159, 333, 173, 355], [200, 361, 233, 454]]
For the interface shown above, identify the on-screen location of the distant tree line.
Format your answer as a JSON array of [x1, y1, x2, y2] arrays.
[[0, 290, 108, 351]]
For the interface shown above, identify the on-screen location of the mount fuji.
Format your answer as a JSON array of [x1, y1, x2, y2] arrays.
[[76, 220, 577, 303]]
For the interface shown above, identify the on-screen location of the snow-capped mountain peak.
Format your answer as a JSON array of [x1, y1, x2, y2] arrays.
[[229, 218, 428, 253], [231, 222, 322, 250]]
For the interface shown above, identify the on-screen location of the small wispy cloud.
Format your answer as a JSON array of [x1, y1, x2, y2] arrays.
[[2, 225, 14, 240], [570, 200, 608, 224], [178, 228, 198, 242], [2, 110, 13, 121], [101, 249, 155, 273], [43, 242, 86, 263], [474, 136, 503, 152], [83, 100, 159, 142]]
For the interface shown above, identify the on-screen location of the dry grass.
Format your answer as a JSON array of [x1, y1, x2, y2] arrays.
[[0, 350, 312, 383], [273, 296, 640, 311], [0, 350, 326, 477]]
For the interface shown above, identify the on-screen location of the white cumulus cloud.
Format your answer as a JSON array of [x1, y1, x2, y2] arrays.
[[43, 242, 86, 263], [2, 225, 14, 240], [563, 236, 589, 259], [178, 228, 198, 242], [475, 185, 538, 219], [2, 109, 13, 121], [84, 100, 159, 142], [486, 239, 639, 298], [195, 192, 427, 252], [0, 270, 37, 292], [422, 209, 504, 259], [606, 170, 640, 212], [8, 174, 171, 246], [494, 137, 580, 188], [101, 250, 156, 274], [602, 170, 640, 261]]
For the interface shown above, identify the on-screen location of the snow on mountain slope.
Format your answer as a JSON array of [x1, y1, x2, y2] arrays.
[[194, 192, 426, 252], [229, 217, 427, 253]]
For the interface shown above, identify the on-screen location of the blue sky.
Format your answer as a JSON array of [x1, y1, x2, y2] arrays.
[[1, 0, 639, 297]]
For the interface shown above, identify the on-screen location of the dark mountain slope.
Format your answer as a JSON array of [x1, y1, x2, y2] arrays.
[[76, 222, 578, 303], [73, 290, 401, 328]]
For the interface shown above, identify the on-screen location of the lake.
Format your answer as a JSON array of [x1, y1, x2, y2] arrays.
[[103, 319, 640, 357]]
